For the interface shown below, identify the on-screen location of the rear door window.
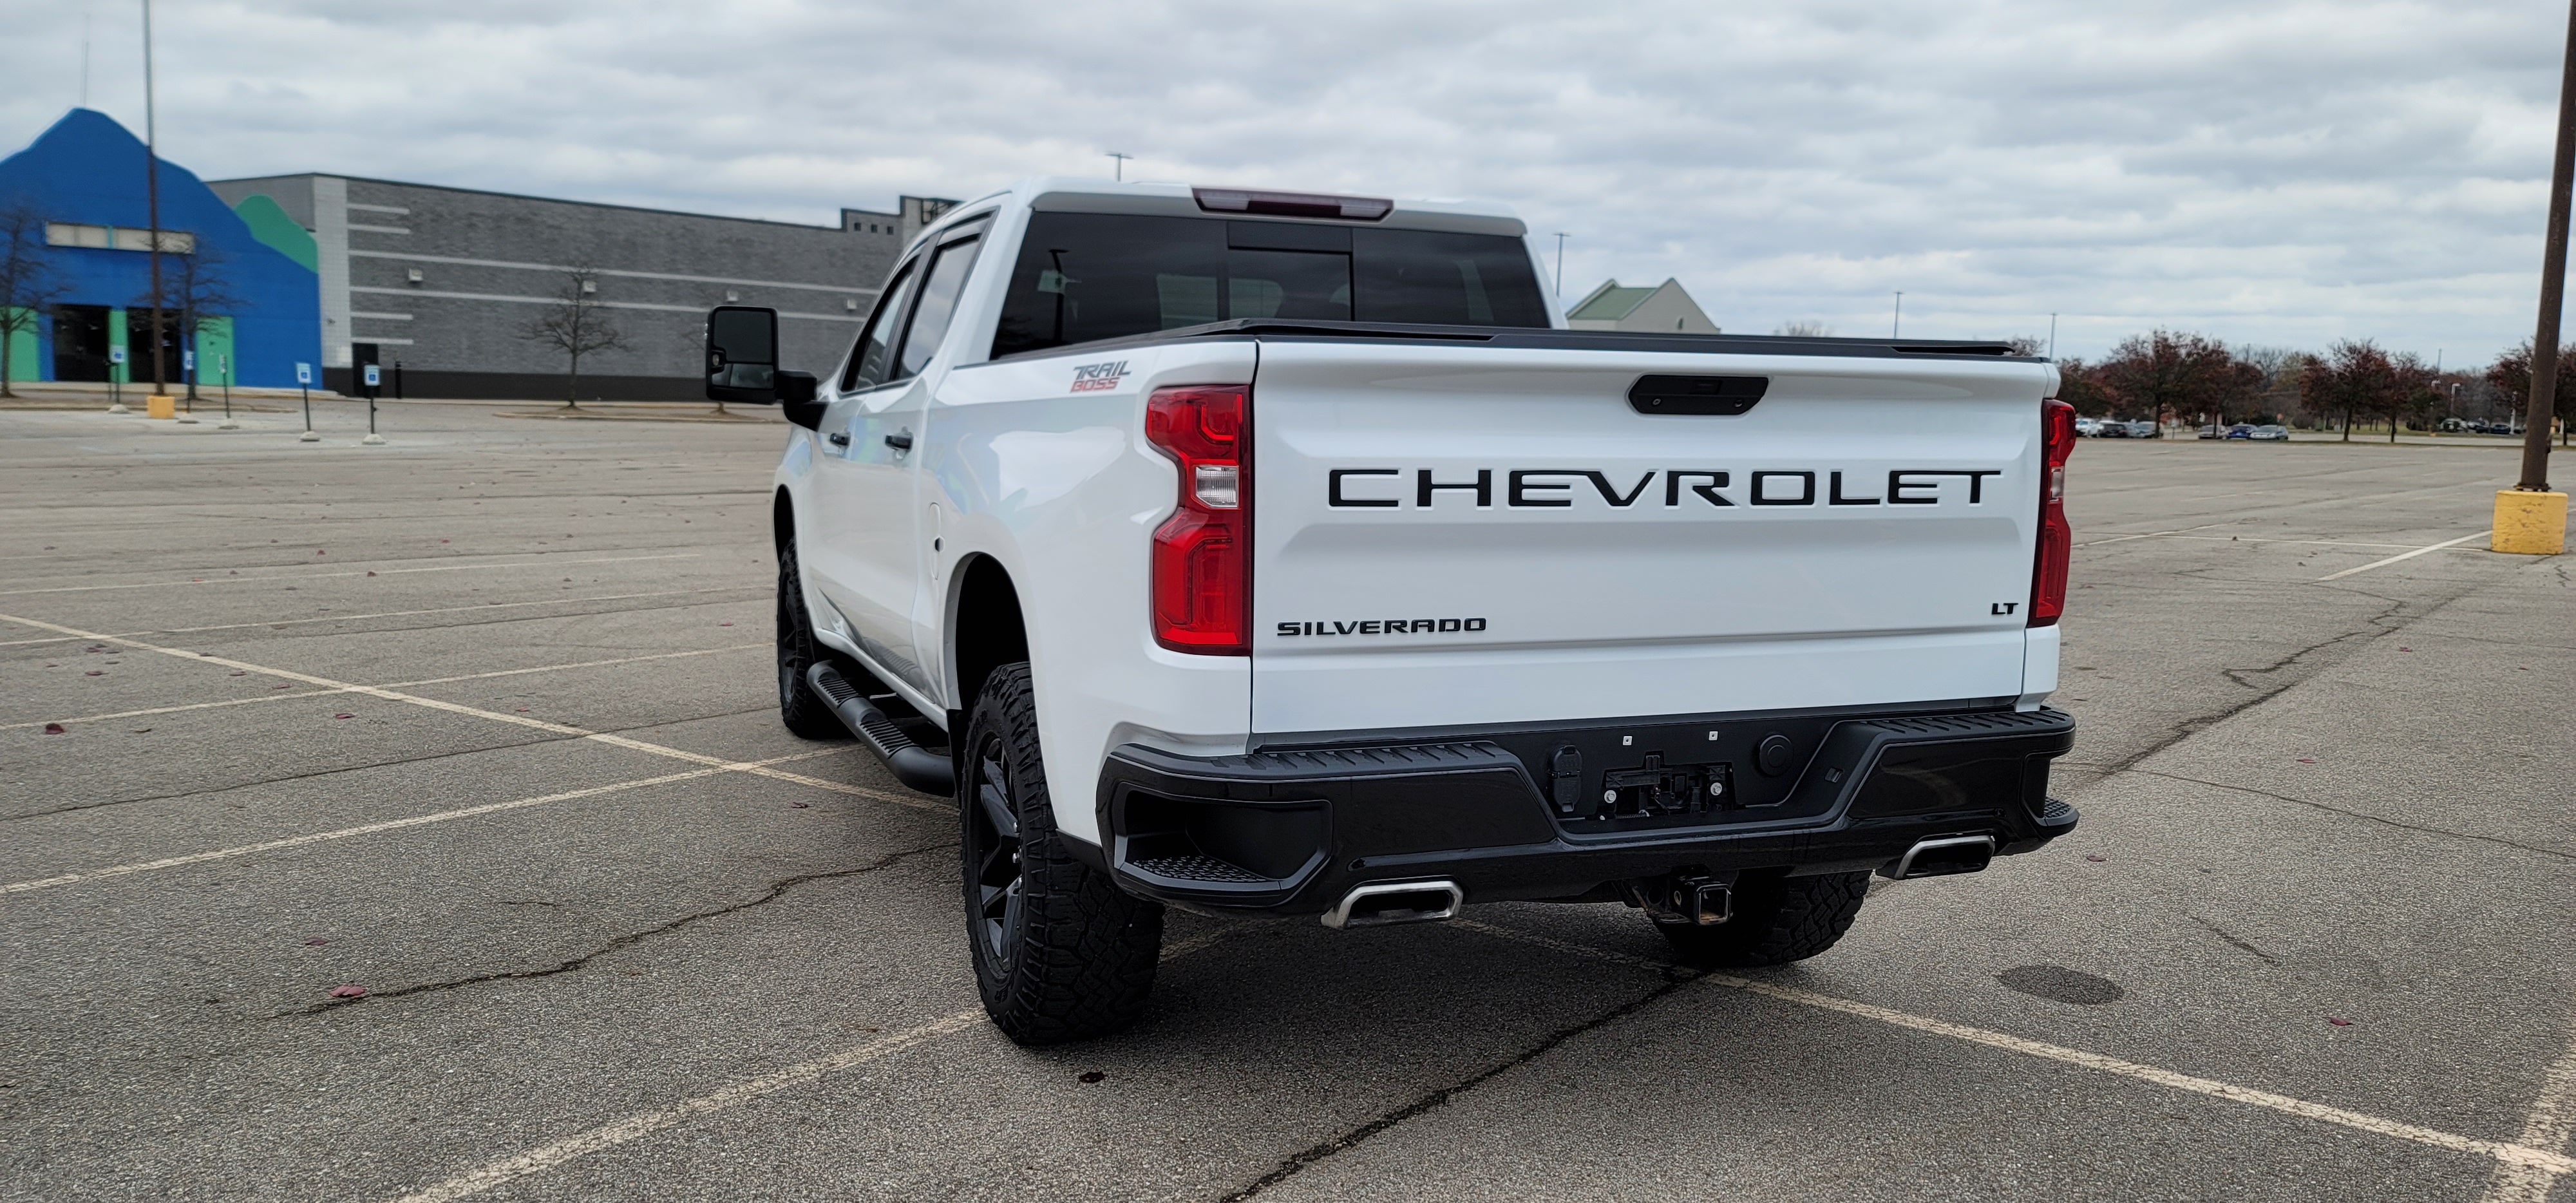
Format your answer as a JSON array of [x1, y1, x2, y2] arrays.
[[890, 220, 991, 384], [992, 213, 1546, 358]]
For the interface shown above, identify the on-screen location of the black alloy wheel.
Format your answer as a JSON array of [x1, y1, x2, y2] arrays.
[[965, 729, 1024, 970], [774, 540, 846, 740], [960, 663, 1163, 1044]]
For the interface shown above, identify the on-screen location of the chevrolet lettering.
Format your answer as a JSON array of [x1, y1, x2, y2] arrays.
[[714, 176, 2078, 1046], [1325, 467, 2007, 508]]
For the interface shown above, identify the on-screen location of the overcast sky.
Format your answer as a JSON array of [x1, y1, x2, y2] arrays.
[[1, 0, 2566, 363]]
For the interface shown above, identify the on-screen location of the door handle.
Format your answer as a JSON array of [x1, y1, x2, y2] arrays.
[[884, 432, 914, 451], [826, 432, 850, 448]]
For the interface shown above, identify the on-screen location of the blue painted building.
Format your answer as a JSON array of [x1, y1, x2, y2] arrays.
[[0, 109, 319, 390]]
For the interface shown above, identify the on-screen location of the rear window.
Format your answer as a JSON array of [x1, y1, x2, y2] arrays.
[[991, 213, 1548, 358]]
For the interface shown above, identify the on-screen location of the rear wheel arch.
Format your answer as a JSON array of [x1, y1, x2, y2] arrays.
[[948, 554, 1030, 715]]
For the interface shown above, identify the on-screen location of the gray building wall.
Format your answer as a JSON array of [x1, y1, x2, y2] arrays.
[[207, 174, 929, 399]]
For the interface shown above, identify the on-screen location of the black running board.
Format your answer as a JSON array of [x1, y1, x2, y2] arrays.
[[806, 662, 955, 795]]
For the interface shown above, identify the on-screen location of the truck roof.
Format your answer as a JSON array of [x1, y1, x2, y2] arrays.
[[918, 177, 1530, 242]]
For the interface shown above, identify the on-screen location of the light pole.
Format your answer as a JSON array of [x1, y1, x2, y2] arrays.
[[142, 0, 170, 415], [1891, 292, 1902, 339], [2048, 312, 2058, 359], [1553, 232, 1568, 301], [2498, 0, 2576, 553], [1106, 152, 1132, 182]]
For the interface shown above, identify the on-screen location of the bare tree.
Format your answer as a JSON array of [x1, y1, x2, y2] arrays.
[[1773, 320, 1833, 337], [0, 199, 68, 400], [518, 267, 626, 408], [2486, 339, 2576, 446], [133, 239, 242, 402], [2092, 328, 2262, 432], [2003, 336, 2046, 357]]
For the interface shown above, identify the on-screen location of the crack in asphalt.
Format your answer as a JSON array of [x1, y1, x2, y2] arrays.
[[2132, 768, 2576, 862], [270, 842, 952, 1019], [3, 705, 779, 822], [2188, 914, 2282, 965], [1220, 972, 1699, 1201], [2088, 591, 2438, 784]]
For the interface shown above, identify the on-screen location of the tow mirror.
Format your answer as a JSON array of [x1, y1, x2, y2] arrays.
[[708, 305, 826, 430], [706, 306, 779, 404]]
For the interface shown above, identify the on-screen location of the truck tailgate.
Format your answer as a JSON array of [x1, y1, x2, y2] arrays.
[[1247, 339, 2049, 737]]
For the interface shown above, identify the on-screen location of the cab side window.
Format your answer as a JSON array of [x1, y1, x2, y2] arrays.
[[889, 221, 992, 383], [840, 258, 920, 393]]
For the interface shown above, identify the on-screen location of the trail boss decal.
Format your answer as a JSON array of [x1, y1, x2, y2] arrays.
[[1325, 468, 2006, 508], [1278, 618, 1488, 637], [1069, 360, 1132, 392]]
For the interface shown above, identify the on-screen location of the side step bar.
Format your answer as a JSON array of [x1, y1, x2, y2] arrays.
[[806, 662, 954, 795]]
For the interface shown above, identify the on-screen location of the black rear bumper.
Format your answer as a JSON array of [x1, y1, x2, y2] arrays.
[[1093, 704, 2076, 916]]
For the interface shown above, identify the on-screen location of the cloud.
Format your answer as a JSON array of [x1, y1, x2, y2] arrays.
[[3, 0, 2560, 360]]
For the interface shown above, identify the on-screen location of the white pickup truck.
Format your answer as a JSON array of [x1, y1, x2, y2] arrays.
[[703, 178, 2079, 1045]]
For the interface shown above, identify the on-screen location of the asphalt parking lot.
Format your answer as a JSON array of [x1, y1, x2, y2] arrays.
[[5, 400, 2573, 1202]]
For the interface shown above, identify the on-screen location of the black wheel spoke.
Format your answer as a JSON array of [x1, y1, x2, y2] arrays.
[[965, 732, 1025, 967]]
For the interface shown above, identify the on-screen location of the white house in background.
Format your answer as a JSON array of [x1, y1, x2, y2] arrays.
[[1565, 278, 1719, 333]]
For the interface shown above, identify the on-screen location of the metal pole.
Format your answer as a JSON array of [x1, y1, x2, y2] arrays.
[[1553, 232, 1568, 301], [2521, 0, 2576, 490], [1106, 152, 1131, 181], [143, 0, 166, 401], [1891, 292, 1902, 339], [2048, 312, 2058, 359]]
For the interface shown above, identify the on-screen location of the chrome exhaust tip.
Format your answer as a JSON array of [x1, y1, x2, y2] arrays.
[[1321, 880, 1464, 929], [1882, 835, 1997, 881]]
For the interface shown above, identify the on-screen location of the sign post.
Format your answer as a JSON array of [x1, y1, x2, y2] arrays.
[[217, 353, 236, 429], [296, 362, 318, 443], [361, 363, 385, 444], [176, 348, 198, 423], [108, 346, 127, 413]]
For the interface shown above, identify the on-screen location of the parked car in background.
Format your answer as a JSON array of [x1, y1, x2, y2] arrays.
[[2074, 417, 2101, 437], [2225, 424, 2255, 439], [2097, 420, 2130, 438], [2126, 420, 2158, 438], [2251, 425, 2289, 441]]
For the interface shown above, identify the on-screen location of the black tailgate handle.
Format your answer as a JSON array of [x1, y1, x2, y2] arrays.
[[1629, 375, 1768, 416]]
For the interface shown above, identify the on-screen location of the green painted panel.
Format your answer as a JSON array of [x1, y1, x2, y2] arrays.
[[231, 193, 319, 272], [109, 307, 127, 383], [3, 308, 38, 381], [193, 317, 236, 384]]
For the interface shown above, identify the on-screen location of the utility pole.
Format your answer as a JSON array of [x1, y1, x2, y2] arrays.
[[1553, 232, 1568, 301], [1891, 292, 1902, 339], [2048, 312, 2058, 359], [1106, 152, 1132, 182], [142, 0, 169, 412], [2499, 0, 2576, 553]]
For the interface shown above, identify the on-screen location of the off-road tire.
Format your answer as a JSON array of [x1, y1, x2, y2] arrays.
[[963, 663, 1164, 1044], [775, 541, 845, 741], [1655, 871, 1870, 968]]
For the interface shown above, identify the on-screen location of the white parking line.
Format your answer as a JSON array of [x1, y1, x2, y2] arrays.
[[7, 644, 766, 732], [0, 552, 705, 596], [2316, 531, 2492, 581], [0, 611, 939, 822], [160, 587, 750, 634], [2074, 521, 2241, 547], [2, 750, 850, 895], [376, 929, 1229, 1203], [2479, 1013, 2576, 1202], [1452, 920, 2575, 1176]]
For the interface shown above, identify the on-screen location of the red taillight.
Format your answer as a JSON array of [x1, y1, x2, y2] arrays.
[[2031, 397, 2076, 627], [1144, 385, 1249, 654]]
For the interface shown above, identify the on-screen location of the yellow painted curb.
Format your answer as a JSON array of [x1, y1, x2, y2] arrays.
[[144, 393, 177, 420], [2492, 489, 2568, 555]]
